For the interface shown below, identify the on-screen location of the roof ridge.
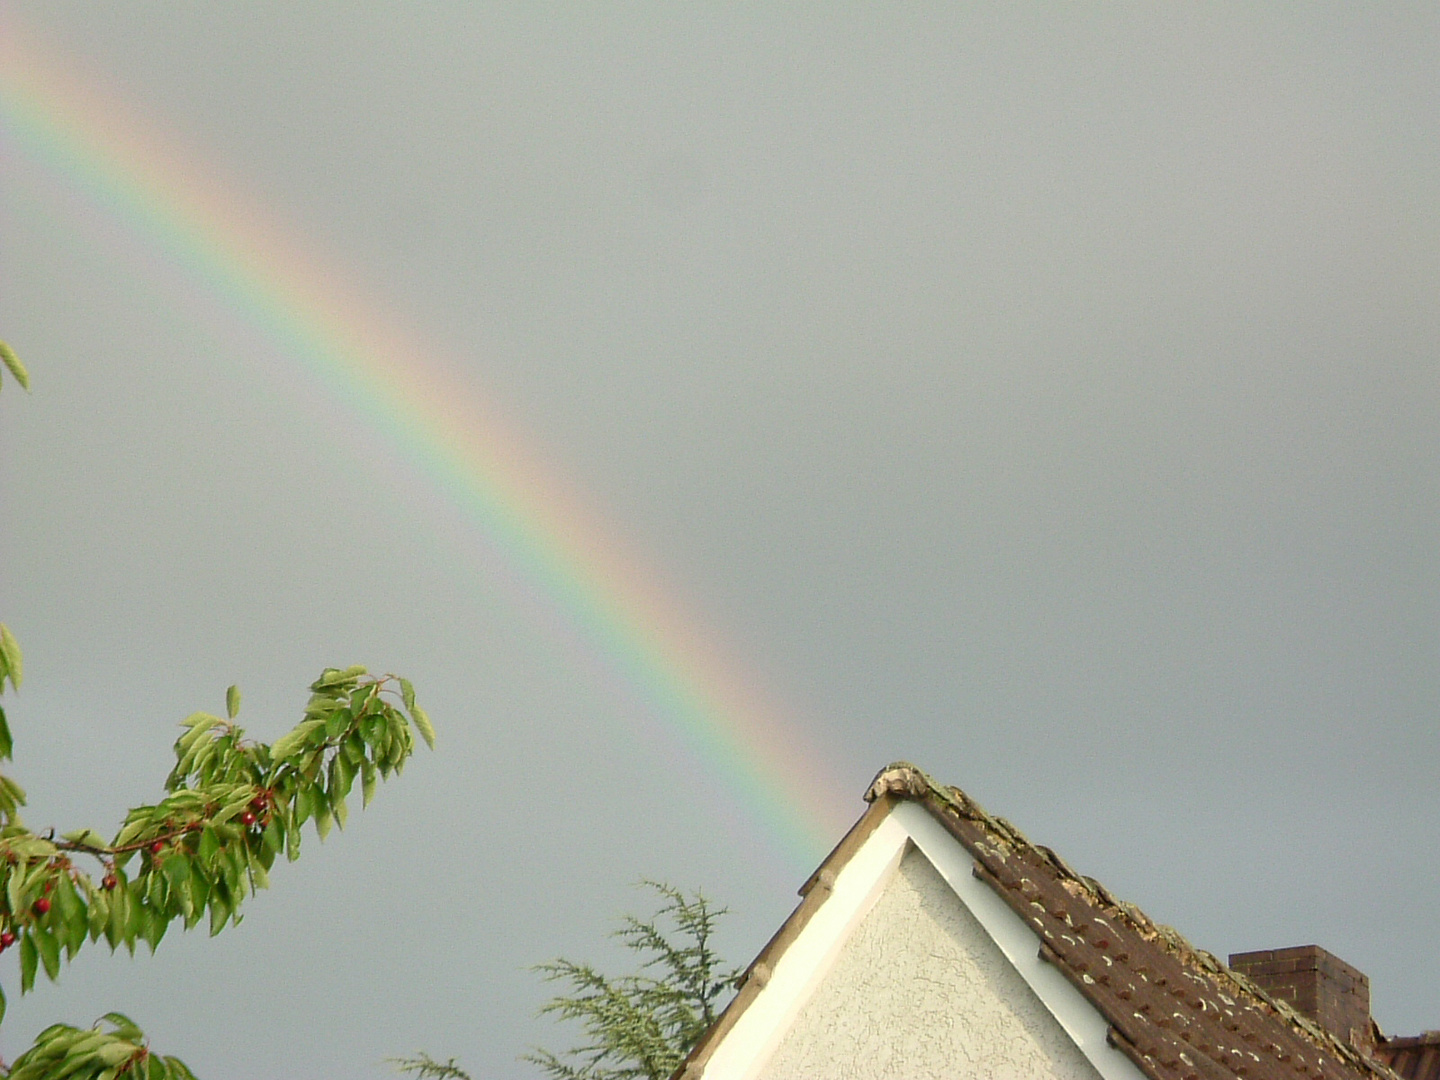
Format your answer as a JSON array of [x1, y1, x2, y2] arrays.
[[866, 762, 1399, 1080]]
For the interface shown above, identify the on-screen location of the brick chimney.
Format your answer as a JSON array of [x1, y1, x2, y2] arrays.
[[1229, 945, 1373, 1052]]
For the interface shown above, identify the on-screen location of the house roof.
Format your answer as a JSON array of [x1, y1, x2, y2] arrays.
[[1377, 1033, 1440, 1080], [677, 762, 1405, 1080]]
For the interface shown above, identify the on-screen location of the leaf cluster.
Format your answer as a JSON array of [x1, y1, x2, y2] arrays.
[[0, 626, 433, 1076], [525, 883, 737, 1080], [6, 1014, 193, 1080], [0, 341, 435, 1077], [388, 1052, 473, 1079]]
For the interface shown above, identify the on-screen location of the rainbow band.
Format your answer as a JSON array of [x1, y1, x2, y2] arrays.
[[0, 17, 849, 867]]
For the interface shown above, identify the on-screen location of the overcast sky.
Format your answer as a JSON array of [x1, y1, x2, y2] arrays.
[[1, 5, 1436, 1078]]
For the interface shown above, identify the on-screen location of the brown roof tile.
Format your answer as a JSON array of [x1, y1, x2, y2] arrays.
[[1376, 1034, 1440, 1080], [865, 763, 1400, 1080]]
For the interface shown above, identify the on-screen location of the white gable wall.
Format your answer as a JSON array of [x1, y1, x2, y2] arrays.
[[756, 843, 1105, 1080], [697, 800, 1149, 1080]]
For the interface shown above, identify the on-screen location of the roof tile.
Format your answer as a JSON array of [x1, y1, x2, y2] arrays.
[[865, 762, 1401, 1080]]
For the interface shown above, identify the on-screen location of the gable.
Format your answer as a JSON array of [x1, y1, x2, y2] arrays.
[[755, 843, 1104, 1080], [690, 797, 1148, 1080]]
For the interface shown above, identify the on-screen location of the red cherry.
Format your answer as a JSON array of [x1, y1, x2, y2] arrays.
[[240, 811, 257, 827], [101, 874, 118, 891], [149, 841, 165, 855], [42, 880, 53, 894], [0, 930, 16, 949], [33, 898, 50, 916]]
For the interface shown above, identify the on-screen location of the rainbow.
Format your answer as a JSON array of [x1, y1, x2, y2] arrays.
[[0, 17, 851, 867]]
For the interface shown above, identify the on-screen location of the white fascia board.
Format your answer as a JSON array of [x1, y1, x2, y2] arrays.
[[699, 800, 1150, 1080], [700, 811, 912, 1080]]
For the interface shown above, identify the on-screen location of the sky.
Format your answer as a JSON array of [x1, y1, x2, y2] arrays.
[[0, 4, 1436, 1077]]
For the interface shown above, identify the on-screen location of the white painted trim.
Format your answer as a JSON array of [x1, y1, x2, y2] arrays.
[[701, 812, 911, 1080], [699, 800, 1150, 1080]]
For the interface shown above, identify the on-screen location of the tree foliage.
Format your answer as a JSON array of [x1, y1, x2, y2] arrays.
[[6, 1015, 195, 1080], [388, 1051, 474, 1079], [524, 883, 737, 1080], [397, 884, 735, 1080], [0, 339, 433, 1078]]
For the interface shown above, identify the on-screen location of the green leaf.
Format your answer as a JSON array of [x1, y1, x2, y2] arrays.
[[121, 898, 139, 954], [142, 904, 167, 952], [171, 714, 223, 781], [315, 665, 365, 689], [105, 883, 128, 948], [226, 684, 241, 720], [292, 784, 313, 825], [0, 704, 12, 761], [399, 677, 416, 713], [0, 624, 22, 690], [163, 853, 191, 892], [0, 773, 25, 811], [36, 924, 61, 980], [333, 752, 355, 799], [332, 791, 348, 830], [198, 824, 221, 863], [208, 893, 230, 936], [349, 682, 377, 712], [248, 852, 270, 891], [187, 865, 210, 914], [101, 1013, 142, 1040], [87, 888, 110, 941], [270, 719, 325, 763], [411, 705, 436, 749], [53, 874, 86, 955], [96, 1041, 137, 1067], [60, 828, 108, 849], [0, 341, 29, 391], [284, 815, 301, 861], [211, 796, 252, 826], [224, 844, 247, 894], [176, 711, 223, 743], [343, 730, 366, 765], [113, 819, 148, 850], [8, 862, 28, 913], [19, 931, 37, 992], [145, 866, 167, 908]]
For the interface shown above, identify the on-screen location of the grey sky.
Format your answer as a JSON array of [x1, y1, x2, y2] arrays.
[[1, 5, 1436, 1078]]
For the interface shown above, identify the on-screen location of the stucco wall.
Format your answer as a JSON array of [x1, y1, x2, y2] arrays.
[[754, 844, 1105, 1080]]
